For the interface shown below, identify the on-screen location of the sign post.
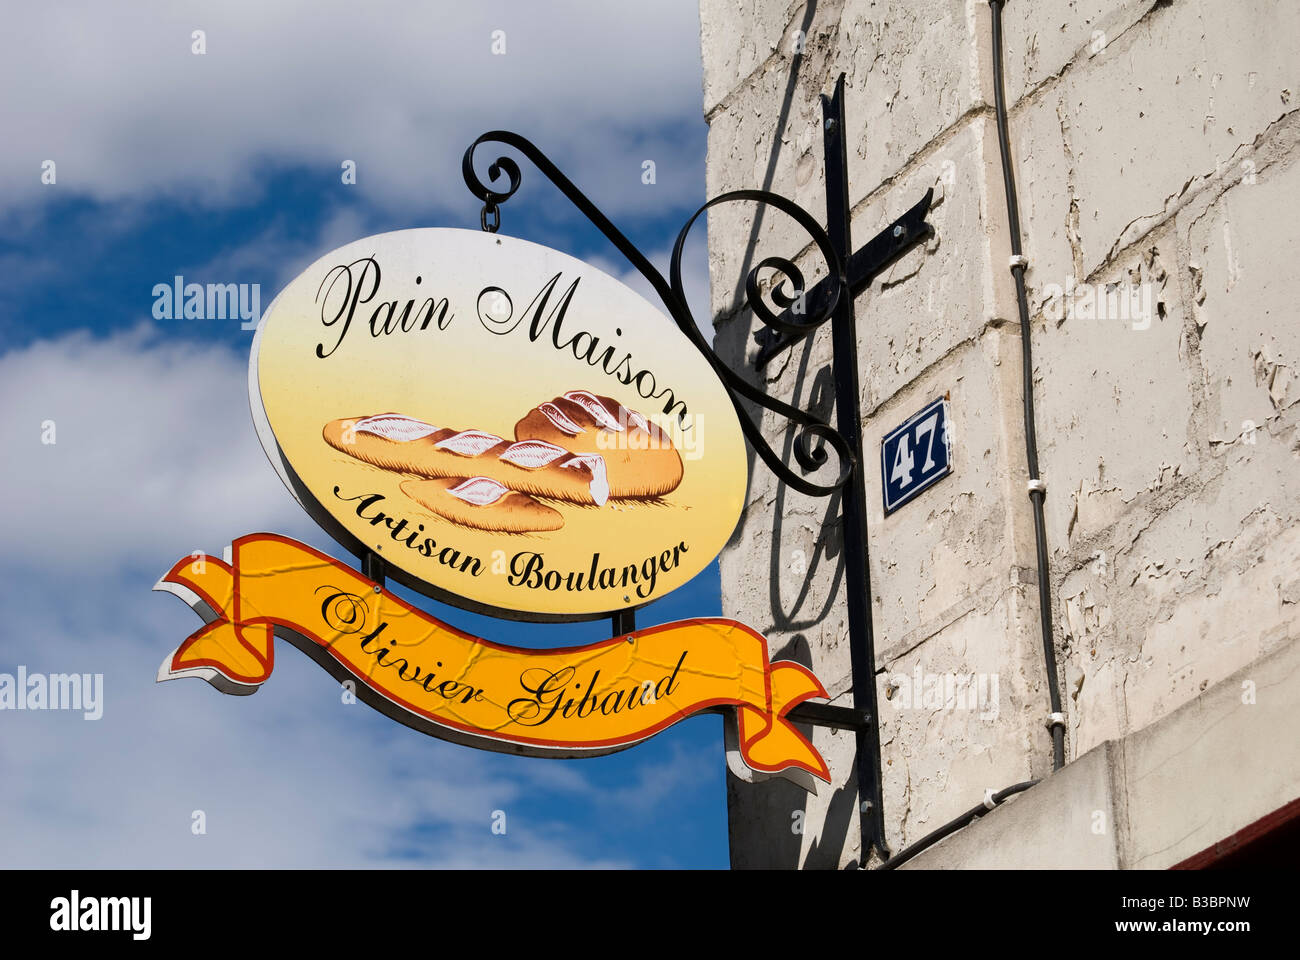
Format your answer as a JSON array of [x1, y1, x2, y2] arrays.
[[744, 75, 936, 861], [822, 76, 892, 864]]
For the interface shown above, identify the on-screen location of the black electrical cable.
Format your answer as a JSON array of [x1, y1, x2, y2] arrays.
[[989, 0, 1065, 771], [877, 780, 1040, 869], [868, 3, 1060, 872]]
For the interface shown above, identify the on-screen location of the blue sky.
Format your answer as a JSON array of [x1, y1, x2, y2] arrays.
[[0, 0, 732, 868]]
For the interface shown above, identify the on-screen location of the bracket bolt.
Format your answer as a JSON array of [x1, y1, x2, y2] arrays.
[[893, 225, 904, 238], [824, 117, 837, 133]]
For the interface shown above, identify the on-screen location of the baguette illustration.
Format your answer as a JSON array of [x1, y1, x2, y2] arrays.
[[400, 477, 564, 533], [323, 414, 609, 506], [513, 390, 683, 499]]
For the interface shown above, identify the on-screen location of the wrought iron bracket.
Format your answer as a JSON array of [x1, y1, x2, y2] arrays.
[[462, 70, 933, 867], [754, 187, 933, 368], [361, 551, 385, 587], [463, 129, 856, 499], [786, 702, 871, 731]]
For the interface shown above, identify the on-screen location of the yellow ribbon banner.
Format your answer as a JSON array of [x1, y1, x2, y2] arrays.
[[155, 534, 831, 784]]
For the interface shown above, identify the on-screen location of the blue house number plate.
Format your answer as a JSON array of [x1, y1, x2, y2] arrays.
[[881, 396, 952, 515]]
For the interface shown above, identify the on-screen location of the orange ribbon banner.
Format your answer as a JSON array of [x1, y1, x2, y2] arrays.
[[155, 534, 830, 784]]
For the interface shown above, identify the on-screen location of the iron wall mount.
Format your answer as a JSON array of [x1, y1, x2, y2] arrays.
[[462, 72, 932, 866]]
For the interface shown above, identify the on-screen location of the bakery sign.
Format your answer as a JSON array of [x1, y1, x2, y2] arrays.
[[155, 227, 831, 786], [254, 228, 745, 619]]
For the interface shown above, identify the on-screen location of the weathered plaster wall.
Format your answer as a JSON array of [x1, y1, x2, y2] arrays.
[[701, 0, 1300, 867], [901, 633, 1300, 869]]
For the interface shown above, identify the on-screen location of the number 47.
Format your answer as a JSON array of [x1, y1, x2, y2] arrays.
[[891, 413, 941, 488]]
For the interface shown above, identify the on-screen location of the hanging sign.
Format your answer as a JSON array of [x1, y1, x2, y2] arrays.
[[156, 225, 832, 788], [250, 228, 748, 620], [156, 534, 830, 783]]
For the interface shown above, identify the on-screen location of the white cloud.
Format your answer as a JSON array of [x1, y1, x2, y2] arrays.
[[0, 324, 305, 574], [0, 0, 707, 219], [0, 329, 719, 867]]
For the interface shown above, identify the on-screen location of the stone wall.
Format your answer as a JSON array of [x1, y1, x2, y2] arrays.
[[700, 0, 1300, 867]]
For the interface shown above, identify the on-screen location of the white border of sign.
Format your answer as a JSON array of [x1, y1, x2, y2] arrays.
[[244, 231, 750, 623]]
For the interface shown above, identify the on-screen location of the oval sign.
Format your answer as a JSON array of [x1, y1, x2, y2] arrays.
[[251, 228, 747, 620]]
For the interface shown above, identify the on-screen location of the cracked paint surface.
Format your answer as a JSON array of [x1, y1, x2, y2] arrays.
[[701, 0, 1300, 867]]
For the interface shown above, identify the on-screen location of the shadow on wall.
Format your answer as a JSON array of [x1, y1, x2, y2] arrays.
[[769, 358, 845, 632], [727, 634, 863, 869], [711, 0, 868, 868]]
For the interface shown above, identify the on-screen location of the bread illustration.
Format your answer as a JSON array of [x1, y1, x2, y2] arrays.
[[513, 391, 683, 499], [323, 414, 609, 506], [400, 477, 563, 533]]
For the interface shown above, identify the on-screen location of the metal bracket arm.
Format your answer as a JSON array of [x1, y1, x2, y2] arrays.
[[755, 188, 933, 368], [786, 702, 872, 731]]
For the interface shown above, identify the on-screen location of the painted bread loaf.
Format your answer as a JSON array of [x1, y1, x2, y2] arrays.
[[400, 477, 564, 533], [513, 390, 683, 499], [323, 414, 609, 506]]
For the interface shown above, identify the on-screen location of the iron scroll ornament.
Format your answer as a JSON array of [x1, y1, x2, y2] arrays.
[[463, 130, 854, 497]]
